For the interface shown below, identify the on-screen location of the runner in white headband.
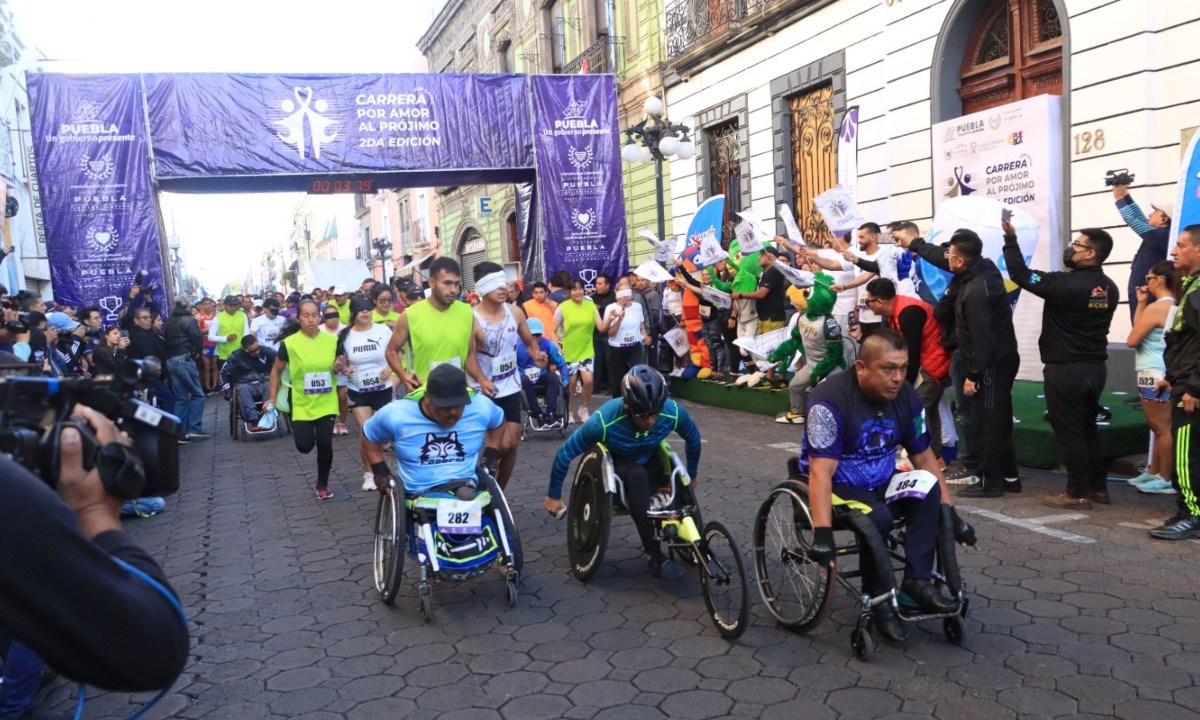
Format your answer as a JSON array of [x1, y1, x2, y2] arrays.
[[475, 271, 508, 297]]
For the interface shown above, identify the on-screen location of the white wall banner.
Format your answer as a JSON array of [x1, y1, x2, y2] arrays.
[[931, 94, 1064, 381]]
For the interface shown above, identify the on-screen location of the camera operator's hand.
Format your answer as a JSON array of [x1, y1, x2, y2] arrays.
[[59, 404, 128, 539], [1112, 183, 1129, 200]]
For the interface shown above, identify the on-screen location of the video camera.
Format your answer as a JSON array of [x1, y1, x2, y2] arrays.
[[0, 359, 180, 499], [1104, 168, 1135, 187]]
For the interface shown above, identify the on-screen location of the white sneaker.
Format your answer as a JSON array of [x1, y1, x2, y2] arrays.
[[362, 472, 375, 491]]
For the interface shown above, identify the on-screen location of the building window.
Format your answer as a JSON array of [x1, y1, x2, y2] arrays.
[[788, 84, 836, 244], [550, 0, 567, 72], [705, 120, 741, 241], [959, 0, 1063, 115]]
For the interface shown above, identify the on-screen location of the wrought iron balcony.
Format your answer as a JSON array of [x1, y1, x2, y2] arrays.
[[665, 0, 770, 62], [562, 35, 625, 78]]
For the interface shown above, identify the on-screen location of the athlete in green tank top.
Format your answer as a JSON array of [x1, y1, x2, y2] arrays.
[[553, 280, 605, 423], [385, 258, 497, 397], [210, 299, 248, 360]]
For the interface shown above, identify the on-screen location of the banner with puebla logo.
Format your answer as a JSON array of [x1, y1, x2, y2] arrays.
[[931, 94, 1063, 380], [27, 73, 166, 314], [144, 73, 535, 189], [530, 75, 627, 285]]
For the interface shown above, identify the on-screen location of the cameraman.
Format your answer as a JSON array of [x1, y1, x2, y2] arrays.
[[0, 405, 189, 693], [1114, 182, 1172, 322]]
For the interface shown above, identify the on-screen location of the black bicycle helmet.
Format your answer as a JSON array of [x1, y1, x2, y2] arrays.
[[622, 364, 668, 416]]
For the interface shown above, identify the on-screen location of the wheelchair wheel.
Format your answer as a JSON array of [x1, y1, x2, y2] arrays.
[[943, 615, 965, 645], [566, 449, 612, 582], [753, 480, 835, 633], [373, 487, 406, 605], [480, 471, 523, 574], [697, 521, 749, 639], [851, 624, 875, 660], [505, 577, 518, 607], [228, 392, 237, 438]]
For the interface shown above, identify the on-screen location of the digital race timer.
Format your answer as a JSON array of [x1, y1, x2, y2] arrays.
[[308, 177, 376, 194]]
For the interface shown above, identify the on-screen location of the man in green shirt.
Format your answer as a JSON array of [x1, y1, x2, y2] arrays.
[[386, 257, 495, 397], [207, 295, 249, 364]]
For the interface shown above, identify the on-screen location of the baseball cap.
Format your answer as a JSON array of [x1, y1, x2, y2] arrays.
[[1152, 201, 1175, 221], [223, 294, 239, 306], [332, 285, 347, 295], [425, 364, 471, 407], [45, 311, 80, 333], [527, 317, 544, 335]]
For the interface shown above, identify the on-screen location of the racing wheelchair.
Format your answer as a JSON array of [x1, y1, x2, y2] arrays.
[[518, 369, 568, 440], [227, 381, 291, 441], [752, 460, 968, 660], [373, 462, 522, 620], [566, 442, 749, 638]]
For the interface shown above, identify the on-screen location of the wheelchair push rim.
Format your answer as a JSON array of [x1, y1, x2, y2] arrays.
[[752, 480, 835, 633], [479, 469, 524, 576], [697, 520, 749, 639], [373, 487, 405, 605], [566, 450, 611, 582]]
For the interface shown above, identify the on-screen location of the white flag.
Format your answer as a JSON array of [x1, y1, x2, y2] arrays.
[[778, 204, 804, 246]]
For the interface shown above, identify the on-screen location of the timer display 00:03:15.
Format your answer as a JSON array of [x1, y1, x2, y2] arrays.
[[309, 178, 376, 194]]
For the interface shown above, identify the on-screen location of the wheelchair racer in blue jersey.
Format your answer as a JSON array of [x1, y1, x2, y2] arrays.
[[517, 317, 568, 427], [547, 365, 701, 579], [800, 330, 976, 642], [361, 363, 503, 494]]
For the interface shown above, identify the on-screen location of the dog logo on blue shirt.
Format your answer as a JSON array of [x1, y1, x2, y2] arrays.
[[420, 432, 466, 465]]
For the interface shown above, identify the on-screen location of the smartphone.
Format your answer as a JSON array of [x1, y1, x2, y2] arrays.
[[848, 309, 858, 327], [1001, 207, 1013, 223]]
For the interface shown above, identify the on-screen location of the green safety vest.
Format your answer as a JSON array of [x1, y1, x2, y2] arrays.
[[406, 299, 473, 380], [282, 331, 339, 421], [559, 298, 597, 362], [215, 310, 247, 360]]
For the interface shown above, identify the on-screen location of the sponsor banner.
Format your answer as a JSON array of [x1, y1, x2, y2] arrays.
[[27, 73, 166, 312], [144, 73, 534, 179], [813, 185, 866, 236], [931, 94, 1063, 380], [1172, 128, 1200, 246], [837, 107, 859, 202], [531, 75, 628, 284]]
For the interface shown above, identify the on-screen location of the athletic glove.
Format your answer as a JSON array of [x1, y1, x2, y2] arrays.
[[808, 526, 836, 567], [948, 506, 976, 546], [482, 447, 501, 479], [371, 462, 393, 494]]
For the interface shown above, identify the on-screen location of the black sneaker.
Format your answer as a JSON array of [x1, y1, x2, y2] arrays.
[[899, 577, 958, 614], [1148, 515, 1200, 541], [1004, 477, 1022, 493], [648, 550, 685, 580], [958, 481, 1002, 498], [872, 602, 909, 643], [186, 432, 211, 441]]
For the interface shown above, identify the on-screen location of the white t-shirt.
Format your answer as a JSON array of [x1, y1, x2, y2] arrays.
[[250, 313, 288, 351], [816, 248, 857, 318], [846, 244, 914, 322], [603, 302, 646, 347], [342, 324, 393, 393]]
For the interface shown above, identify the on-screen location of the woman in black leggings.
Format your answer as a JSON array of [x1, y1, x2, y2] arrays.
[[266, 300, 340, 499]]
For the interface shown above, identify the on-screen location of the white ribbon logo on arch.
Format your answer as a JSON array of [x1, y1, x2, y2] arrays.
[[275, 87, 339, 160]]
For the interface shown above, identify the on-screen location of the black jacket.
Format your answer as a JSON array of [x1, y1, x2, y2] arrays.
[[127, 326, 166, 363], [166, 308, 202, 359], [1165, 274, 1200, 398], [910, 238, 958, 352], [945, 256, 1018, 382], [1002, 234, 1119, 364], [0, 457, 189, 690], [220, 346, 276, 386]]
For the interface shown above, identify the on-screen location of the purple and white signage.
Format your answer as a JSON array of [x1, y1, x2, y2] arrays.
[[531, 75, 628, 284], [28, 74, 166, 314]]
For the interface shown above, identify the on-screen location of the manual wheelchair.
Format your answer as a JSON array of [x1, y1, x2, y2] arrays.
[[373, 463, 522, 620], [752, 460, 968, 660], [566, 442, 749, 639], [518, 371, 568, 440], [227, 381, 291, 441]]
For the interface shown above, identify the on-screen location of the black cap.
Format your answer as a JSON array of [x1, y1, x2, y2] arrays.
[[425, 364, 471, 407], [223, 294, 239, 306], [349, 296, 375, 316]]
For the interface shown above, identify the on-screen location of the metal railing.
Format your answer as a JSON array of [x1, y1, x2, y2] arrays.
[[561, 35, 624, 78], [665, 0, 770, 61]]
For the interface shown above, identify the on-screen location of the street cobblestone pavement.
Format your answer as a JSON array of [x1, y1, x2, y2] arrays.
[[37, 396, 1200, 719]]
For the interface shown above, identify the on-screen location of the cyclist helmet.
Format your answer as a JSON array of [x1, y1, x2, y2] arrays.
[[621, 364, 668, 416]]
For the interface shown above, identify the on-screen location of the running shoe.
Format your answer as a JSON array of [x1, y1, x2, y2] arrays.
[[334, 422, 349, 436], [185, 432, 211, 441], [775, 412, 805, 425], [1137, 478, 1177, 494], [1127, 471, 1161, 487], [362, 472, 376, 492], [315, 487, 334, 500]]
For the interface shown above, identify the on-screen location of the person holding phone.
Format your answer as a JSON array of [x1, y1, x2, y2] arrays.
[[1126, 261, 1177, 493]]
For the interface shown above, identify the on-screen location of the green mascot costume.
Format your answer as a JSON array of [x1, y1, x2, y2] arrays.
[[770, 272, 845, 425]]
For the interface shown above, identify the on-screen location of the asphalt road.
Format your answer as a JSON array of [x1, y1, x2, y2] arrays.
[[36, 393, 1200, 719]]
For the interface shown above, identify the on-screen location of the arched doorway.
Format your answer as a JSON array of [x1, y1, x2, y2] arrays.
[[506, 212, 520, 264], [958, 0, 1063, 115], [457, 228, 487, 292]]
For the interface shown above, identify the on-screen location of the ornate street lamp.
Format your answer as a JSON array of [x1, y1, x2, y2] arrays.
[[621, 96, 694, 243], [372, 237, 393, 286]]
